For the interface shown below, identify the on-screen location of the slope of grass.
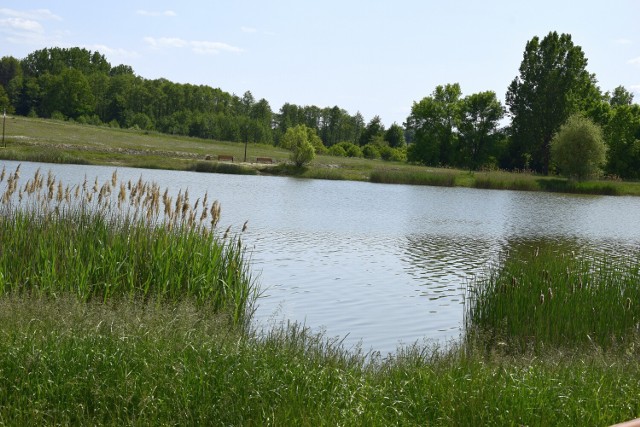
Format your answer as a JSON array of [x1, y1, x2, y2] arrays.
[[3, 115, 639, 195]]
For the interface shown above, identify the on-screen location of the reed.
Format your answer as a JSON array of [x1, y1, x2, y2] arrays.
[[370, 169, 456, 186], [0, 164, 256, 324], [465, 242, 640, 352], [188, 160, 258, 175]]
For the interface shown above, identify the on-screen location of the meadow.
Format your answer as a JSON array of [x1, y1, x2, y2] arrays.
[[2, 115, 640, 196], [1, 164, 640, 425]]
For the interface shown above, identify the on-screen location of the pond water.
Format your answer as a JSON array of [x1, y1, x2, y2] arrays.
[[3, 160, 640, 354]]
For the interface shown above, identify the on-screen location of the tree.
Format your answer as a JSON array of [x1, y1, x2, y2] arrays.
[[359, 115, 385, 146], [458, 91, 504, 169], [609, 85, 634, 107], [38, 69, 95, 119], [406, 83, 461, 166], [506, 31, 600, 173], [603, 103, 640, 179], [384, 123, 406, 148], [551, 114, 606, 180], [282, 125, 316, 166]]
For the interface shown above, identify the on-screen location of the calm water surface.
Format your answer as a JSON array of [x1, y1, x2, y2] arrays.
[[4, 161, 640, 354]]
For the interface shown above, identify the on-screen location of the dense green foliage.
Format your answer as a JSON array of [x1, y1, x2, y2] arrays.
[[1, 37, 639, 176], [551, 114, 607, 180], [506, 32, 599, 174], [406, 84, 505, 170], [283, 124, 317, 166]]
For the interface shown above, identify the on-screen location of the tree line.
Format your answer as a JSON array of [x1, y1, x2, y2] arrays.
[[0, 46, 405, 161], [1, 32, 639, 178]]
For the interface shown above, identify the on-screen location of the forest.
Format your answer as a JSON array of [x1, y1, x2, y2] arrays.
[[0, 31, 639, 178]]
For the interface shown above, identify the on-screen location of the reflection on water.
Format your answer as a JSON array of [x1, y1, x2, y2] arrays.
[[3, 160, 640, 355]]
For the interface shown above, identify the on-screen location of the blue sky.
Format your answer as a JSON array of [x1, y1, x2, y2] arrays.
[[1, 1, 639, 126]]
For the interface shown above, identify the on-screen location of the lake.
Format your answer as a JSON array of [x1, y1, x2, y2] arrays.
[[3, 160, 640, 354]]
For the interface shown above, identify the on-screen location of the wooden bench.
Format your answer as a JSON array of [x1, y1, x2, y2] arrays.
[[217, 155, 234, 162], [256, 157, 273, 164]]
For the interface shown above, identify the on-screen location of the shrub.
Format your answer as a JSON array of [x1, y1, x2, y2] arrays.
[[551, 114, 607, 181], [362, 143, 381, 159], [328, 145, 347, 157], [283, 125, 316, 167]]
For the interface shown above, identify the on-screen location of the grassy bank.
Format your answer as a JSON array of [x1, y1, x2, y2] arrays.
[[2, 115, 639, 196], [1, 297, 640, 425]]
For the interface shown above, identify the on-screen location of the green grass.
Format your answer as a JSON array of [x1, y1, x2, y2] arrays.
[[370, 168, 456, 186], [465, 242, 640, 352], [1, 297, 640, 425], [188, 160, 258, 175], [3, 115, 640, 195]]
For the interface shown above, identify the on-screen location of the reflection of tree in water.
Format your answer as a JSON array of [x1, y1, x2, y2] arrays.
[[401, 234, 505, 301]]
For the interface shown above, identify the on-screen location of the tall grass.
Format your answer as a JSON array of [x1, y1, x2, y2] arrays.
[[2, 298, 640, 425], [0, 164, 256, 324], [537, 178, 621, 195], [0, 148, 90, 165], [188, 160, 258, 175], [370, 168, 456, 186], [465, 242, 640, 352]]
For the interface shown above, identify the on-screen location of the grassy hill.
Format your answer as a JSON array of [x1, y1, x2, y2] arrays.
[[2, 115, 639, 196]]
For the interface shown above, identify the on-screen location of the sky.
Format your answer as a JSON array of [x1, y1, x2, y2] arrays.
[[1, 1, 639, 126]]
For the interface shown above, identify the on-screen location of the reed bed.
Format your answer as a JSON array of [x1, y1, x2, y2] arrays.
[[0, 164, 256, 324], [370, 169, 456, 186], [465, 242, 640, 352], [188, 160, 258, 175]]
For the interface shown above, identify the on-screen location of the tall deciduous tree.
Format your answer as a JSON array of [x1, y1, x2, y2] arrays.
[[359, 115, 385, 146], [406, 83, 461, 166], [384, 123, 406, 148], [604, 102, 640, 179], [506, 31, 599, 173], [458, 91, 504, 169]]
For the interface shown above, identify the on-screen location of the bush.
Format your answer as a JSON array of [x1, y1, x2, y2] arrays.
[[362, 143, 381, 159], [283, 125, 316, 167], [328, 145, 347, 157], [551, 114, 607, 181], [51, 111, 65, 121]]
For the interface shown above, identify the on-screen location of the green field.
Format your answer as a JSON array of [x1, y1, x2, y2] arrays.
[[2, 115, 639, 196]]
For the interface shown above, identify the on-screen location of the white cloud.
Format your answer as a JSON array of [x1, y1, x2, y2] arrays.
[[629, 57, 640, 67], [144, 37, 188, 49], [0, 8, 62, 45], [630, 85, 640, 94], [88, 44, 139, 59], [137, 10, 176, 17], [0, 8, 61, 21], [144, 36, 243, 55], [191, 41, 243, 54], [615, 38, 632, 45], [241, 26, 258, 33], [0, 17, 44, 33]]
